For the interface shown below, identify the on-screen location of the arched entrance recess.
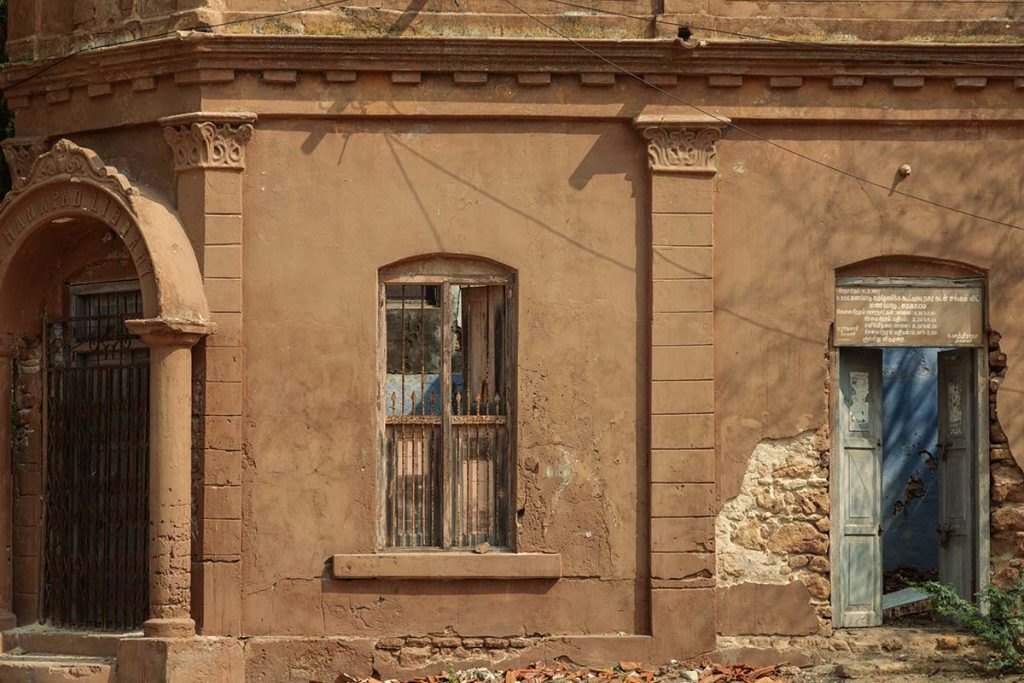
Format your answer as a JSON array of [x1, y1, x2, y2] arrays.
[[0, 139, 213, 638]]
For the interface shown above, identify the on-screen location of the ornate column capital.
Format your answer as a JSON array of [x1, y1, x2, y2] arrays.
[[633, 114, 730, 175], [1, 137, 50, 189], [159, 112, 257, 172]]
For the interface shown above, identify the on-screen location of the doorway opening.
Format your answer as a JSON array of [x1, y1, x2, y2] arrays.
[[832, 276, 988, 628], [42, 280, 150, 630]]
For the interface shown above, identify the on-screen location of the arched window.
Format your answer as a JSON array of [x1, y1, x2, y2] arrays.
[[378, 256, 516, 550]]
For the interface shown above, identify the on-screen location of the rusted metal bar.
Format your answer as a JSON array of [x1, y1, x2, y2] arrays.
[[42, 287, 149, 630]]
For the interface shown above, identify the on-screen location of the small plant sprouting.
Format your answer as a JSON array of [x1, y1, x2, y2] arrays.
[[917, 570, 1024, 673]]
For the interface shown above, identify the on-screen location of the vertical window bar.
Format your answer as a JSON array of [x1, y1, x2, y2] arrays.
[[441, 283, 453, 548]]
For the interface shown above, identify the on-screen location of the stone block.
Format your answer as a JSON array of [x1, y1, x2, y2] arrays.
[[651, 482, 715, 517], [992, 463, 1024, 503], [208, 313, 241, 347], [651, 516, 714, 552], [205, 347, 242, 383], [198, 561, 241, 636], [116, 636, 244, 683], [205, 416, 242, 451], [652, 346, 714, 381], [202, 519, 242, 559], [651, 588, 716, 658], [205, 449, 242, 486], [205, 381, 243, 416], [652, 174, 713, 213], [203, 172, 244, 215], [651, 414, 714, 449], [766, 522, 828, 555], [242, 637, 375, 682], [992, 505, 1024, 532], [203, 485, 241, 520], [653, 213, 713, 246], [205, 279, 242, 313], [652, 313, 713, 346], [652, 246, 713, 279], [651, 449, 714, 483], [204, 245, 242, 279], [204, 214, 243, 246], [651, 379, 713, 413], [653, 279, 713, 313]]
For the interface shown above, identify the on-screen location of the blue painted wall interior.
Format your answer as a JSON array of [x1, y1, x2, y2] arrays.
[[881, 347, 941, 574]]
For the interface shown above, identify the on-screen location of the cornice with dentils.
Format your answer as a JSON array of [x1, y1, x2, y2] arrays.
[[3, 32, 1024, 99]]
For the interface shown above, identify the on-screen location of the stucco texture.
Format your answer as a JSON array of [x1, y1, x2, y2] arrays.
[[239, 120, 648, 637], [715, 121, 1024, 504]]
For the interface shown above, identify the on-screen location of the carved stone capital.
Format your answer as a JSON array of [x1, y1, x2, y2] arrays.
[[2, 137, 50, 189], [634, 114, 730, 174], [159, 112, 257, 172]]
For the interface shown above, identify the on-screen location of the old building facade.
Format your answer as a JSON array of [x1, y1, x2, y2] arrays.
[[1, 1, 1024, 680]]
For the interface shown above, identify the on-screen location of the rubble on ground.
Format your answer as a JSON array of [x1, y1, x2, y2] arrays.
[[343, 659, 791, 683]]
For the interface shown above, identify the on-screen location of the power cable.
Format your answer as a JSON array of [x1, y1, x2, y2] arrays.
[[2, 0, 353, 93], [541, 0, 1024, 72], [499, 0, 1023, 231]]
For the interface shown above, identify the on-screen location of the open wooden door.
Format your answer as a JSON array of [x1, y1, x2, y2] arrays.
[[938, 349, 976, 601], [834, 347, 884, 628]]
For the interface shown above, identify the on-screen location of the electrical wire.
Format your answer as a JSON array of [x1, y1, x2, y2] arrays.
[[499, 0, 1023, 231], [541, 0, 1024, 71], [2, 0, 353, 93], [3, 0, 1019, 229]]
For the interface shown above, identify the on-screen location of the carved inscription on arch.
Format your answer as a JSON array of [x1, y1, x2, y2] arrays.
[[1, 187, 152, 277]]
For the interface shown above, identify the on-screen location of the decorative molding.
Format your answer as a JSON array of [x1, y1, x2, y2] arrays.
[[642, 127, 721, 173], [160, 113, 257, 172], [0, 138, 136, 213], [5, 34, 1024, 101], [1, 137, 49, 189], [126, 317, 217, 347], [634, 114, 730, 174]]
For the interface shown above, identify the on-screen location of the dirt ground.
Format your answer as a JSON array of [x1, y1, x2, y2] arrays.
[[786, 612, 1022, 683]]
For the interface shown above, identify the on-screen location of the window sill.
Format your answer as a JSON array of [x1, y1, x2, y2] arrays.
[[331, 552, 562, 580]]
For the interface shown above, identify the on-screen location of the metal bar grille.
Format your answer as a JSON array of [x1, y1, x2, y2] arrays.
[[383, 281, 511, 549], [43, 285, 149, 630]]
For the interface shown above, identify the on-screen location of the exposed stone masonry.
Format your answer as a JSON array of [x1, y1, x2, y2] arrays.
[[987, 331, 1024, 585], [373, 633, 540, 670], [717, 429, 833, 634]]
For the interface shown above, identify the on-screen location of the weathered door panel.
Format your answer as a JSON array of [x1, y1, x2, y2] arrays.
[[938, 349, 976, 600], [835, 348, 883, 628]]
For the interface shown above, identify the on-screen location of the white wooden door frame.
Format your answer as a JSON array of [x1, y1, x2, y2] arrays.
[[829, 344, 990, 627]]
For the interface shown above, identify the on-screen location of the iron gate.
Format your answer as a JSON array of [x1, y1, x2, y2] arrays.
[[43, 284, 150, 629]]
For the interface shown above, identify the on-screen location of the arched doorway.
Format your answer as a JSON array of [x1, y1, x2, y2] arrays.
[[0, 140, 212, 638]]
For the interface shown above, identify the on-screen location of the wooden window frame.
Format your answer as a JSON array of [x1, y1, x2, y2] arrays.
[[377, 256, 518, 551]]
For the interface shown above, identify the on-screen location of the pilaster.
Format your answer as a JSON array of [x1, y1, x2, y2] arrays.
[[635, 113, 728, 659], [161, 111, 254, 637]]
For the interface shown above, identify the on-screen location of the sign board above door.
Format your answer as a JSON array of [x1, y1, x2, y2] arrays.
[[835, 279, 984, 348]]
